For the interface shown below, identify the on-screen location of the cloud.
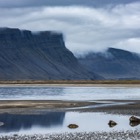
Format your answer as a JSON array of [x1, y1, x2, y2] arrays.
[[0, 0, 138, 8], [114, 38, 140, 53], [0, 2, 140, 55]]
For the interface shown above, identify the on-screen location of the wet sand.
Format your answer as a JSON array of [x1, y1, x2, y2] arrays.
[[0, 100, 101, 114], [80, 100, 140, 116], [0, 100, 140, 115]]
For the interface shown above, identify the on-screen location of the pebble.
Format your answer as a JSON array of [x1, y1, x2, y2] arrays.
[[0, 131, 140, 140]]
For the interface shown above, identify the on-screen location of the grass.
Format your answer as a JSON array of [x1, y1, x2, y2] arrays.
[[0, 80, 140, 84]]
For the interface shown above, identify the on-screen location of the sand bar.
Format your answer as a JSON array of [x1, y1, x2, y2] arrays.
[[0, 100, 139, 115]]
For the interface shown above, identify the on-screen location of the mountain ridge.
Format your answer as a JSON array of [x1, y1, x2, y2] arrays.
[[0, 27, 101, 80], [78, 47, 140, 80]]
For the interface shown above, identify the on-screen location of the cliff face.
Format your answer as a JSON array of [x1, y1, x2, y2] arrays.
[[0, 28, 100, 80], [79, 48, 140, 80]]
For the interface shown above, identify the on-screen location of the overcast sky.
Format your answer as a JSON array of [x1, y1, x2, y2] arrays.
[[0, 0, 140, 55]]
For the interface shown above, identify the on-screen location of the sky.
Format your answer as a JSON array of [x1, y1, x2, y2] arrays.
[[0, 0, 140, 55]]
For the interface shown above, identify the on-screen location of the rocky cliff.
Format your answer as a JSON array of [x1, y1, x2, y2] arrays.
[[0, 28, 100, 80], [79, 48, 140, 80]]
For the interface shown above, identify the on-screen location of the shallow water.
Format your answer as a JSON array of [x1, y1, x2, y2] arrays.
[[0, 86, 139, 136], [0, 86, 140, 100], [0, 112, 139, 135]]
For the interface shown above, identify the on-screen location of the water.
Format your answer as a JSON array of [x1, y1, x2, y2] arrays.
[[0, 86, 140, 135], [0, 86, 140, 100], [0, 112, 139, 135]]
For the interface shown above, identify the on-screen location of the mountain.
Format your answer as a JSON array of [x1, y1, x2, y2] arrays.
[[0, 27, 101, 80], [78, 48, 140, 80]]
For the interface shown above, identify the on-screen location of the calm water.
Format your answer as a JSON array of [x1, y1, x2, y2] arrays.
[[0, 112, 139, 135], [0, 86, 140, 100], [0, 86, 140, 135]]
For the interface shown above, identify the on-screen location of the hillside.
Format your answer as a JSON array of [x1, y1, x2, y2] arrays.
[[0, 28, 101, 80], [78, 48, 140, 80]]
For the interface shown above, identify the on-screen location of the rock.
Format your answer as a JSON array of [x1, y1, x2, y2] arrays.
[[130, 121, 140, 127], [68, 124, 79, 129], [108, 120, 117, 128], [0, 122, 4, 126], [129, 116, 140, 122]]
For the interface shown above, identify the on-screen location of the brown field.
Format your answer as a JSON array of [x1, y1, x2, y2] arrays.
[[0, 80, 140, 85]]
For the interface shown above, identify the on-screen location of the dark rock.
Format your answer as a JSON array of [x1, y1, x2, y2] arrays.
[[68, 124, 79, 129], [129, 116, 140, 122], [130, 121, 140, 127], [108, 120, 117, 128], [0, 27, 101, 80]]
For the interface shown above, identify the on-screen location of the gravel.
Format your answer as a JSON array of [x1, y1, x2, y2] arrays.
[[1, 131, 140, 140]]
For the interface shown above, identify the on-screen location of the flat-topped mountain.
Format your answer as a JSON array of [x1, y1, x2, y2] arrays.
[[79, 48, 140, 80], [0, 28, 100, 80]]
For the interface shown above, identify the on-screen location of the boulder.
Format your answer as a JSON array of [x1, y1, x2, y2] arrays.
[[68, 124, 79, 129], [129, 116, 140, 122], [108, 120, 117, 128]]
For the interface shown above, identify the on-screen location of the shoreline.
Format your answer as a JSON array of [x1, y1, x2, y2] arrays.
[[0, 80, 140, 85], [0, 83, 140, 87], [0, 100, 139, 115], [1, 131, 140, 140], [0, 100, 140, 139]]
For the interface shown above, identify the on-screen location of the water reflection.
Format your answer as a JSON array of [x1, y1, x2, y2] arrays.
[[130, 121, 140, 127], [0, 112, 140, 135], [0, 112, 65, 133], [0, 87, 64, 100]]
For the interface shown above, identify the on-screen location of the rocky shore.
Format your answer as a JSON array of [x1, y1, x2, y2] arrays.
[[1, 131, 140, 140]]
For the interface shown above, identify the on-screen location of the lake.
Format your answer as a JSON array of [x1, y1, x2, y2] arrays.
[[0, 86, 140, 100], [0, 85, 140, 136], [0, 112, 139, 136]]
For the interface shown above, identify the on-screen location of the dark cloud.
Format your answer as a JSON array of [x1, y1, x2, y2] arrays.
[[0, 1, 140, 55], [0, 0, 139, 8]]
